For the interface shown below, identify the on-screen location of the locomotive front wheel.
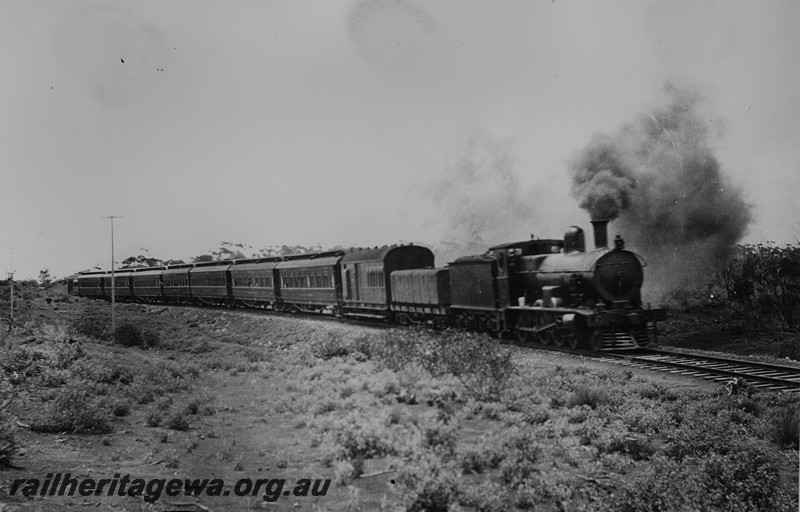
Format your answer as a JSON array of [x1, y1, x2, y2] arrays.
[[396, 312, 410, 326]]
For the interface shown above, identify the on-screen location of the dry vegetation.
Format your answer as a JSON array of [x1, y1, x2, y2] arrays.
[[655, 243, 800, 361], [0, 284, 797, 511]]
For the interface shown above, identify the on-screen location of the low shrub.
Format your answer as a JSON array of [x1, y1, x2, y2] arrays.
[[458, 481, 510, 512], [141, 329, 160, 348], [71, 358, 135, 385], [606, 449, 784, 512], [434, 331, 515, 401], [114, 323, 142, 347], [396, 453, 461, 512], [0, 418, 16, 468], [2, 346, 50, 384], [334, 426, 394, 476], [312, 333, 351, 360], [71, 307, 111, 340], [770, 406, 799, 449], [167, 411, 190, 431], [499, 430, 542, 487], [373, 329, 515, 401], [30, 387, 111, 434], [112, 401, 130, 417], [568, 386, 607, 409], [594, 432, 656, 461], [776, 337, 800, 360], [423, 421, 457, 455], [459, 445, 504, 475], [146, 411, 162, 427]]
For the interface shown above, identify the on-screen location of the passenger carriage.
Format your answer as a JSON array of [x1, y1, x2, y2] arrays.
[[274, 251, 344, 313], [229, 257, 282, 308], [162, 264, 193, 303], [111, 270, 135, 301], [76, 271, 107, 298], [189, 261, 232, 306], [132, 267, 165, 302]]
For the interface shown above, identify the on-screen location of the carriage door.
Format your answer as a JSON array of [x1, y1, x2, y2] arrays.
[[343, 265, 358, 301]]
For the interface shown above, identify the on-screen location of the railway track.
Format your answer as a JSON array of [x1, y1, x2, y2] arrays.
[[598, 349, 800, 393], [509, 341, 800, 392], [102, 298, 800, 392]]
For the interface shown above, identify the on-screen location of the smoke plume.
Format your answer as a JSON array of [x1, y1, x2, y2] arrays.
[[430, 131, 538, 264], [570, 85, 752, 299], [571, 136, 636, 220]]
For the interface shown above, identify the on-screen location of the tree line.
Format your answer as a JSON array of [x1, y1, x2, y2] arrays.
[[118, 242, 333, 269]]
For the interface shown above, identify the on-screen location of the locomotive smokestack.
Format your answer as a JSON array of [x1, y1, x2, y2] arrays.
[[590, 218, 609, 249]]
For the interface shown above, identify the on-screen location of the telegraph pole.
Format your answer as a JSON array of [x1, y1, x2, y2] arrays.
[[8, 248, 14, 325], [102, 216, 122, 336]]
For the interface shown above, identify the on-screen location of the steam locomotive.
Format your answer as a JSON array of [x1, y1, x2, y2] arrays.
[[71, 219, 664, 351]]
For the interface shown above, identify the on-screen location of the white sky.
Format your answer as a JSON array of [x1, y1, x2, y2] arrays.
[[2, 0, 799, 279]]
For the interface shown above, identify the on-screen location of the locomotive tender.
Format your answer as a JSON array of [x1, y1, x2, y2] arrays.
[[73, 219, 664, 351]]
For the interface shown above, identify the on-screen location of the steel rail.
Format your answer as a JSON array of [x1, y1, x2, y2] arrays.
[[596, 350, 800, 392]]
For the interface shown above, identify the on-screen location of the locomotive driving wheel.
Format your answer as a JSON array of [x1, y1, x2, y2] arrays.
[[535, 312, 557, 346], [515, 319, 534, 344], [553, 325, 567, 348], [559, 330, 581, 350], [586, 330, 601, 352]]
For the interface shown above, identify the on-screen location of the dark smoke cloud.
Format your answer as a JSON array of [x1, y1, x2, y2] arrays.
[[570, 135, 636, 219], [570, 85, 752, 298]]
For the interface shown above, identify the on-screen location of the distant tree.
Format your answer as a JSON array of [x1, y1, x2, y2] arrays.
[[255, 244, 324, 257], [211, 241, 249, 261], [279, 244, 323, 256], [192, 242, 329, 262], [121, 255, 163, 268], [121, 248, 183, 268], [38, 269, 52, 287]]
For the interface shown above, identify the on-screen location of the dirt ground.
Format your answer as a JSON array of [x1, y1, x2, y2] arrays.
[[0, 287, 797, 511]]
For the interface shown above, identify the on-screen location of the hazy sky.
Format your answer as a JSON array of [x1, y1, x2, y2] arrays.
[[2, 0, 799, 279]]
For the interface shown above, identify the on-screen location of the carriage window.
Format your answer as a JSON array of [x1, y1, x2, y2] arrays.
[[367, 266, 385, 287]]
